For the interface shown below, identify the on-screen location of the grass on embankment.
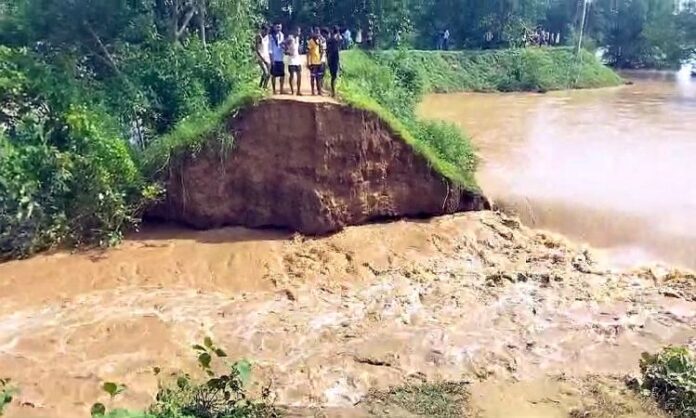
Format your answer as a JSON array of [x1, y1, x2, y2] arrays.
[[142, 47, 620, 192], [371, 47, 623, 93], [338, 50, 479, 190], [140, 86, 265, 177]]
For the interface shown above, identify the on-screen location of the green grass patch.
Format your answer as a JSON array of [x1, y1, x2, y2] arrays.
[[141, 86, 266, 177], [339, 50, 478, 190], [371, 47, 623, 93], [364, 381, 471, 417]]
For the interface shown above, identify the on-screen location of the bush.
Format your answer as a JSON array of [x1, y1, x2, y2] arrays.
[[0, 48, 159, 260], [0, 107, 157, 260], [0, 26, 257, 260], [640, 346, 696, 417], [107, 38, 257, 142], [89, 339, 279, 418], [0, 378, 14, 416]]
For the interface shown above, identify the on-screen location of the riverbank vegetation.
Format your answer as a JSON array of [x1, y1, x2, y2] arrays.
[[371, 47, 622, 93], [640, 346, 696, 417], [268, 0, 696, 69], [0, 0, 261, 260], [339, 50, 478, 189], [0, 0, 649, 261]]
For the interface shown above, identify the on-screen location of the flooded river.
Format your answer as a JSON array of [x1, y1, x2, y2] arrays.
[[420, 69, 696, 270]]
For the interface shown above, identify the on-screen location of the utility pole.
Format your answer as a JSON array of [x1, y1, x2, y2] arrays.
[[575, 0, 591, 55]]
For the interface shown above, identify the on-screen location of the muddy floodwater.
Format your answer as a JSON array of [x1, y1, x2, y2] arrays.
[[420, 69, 696, 270]]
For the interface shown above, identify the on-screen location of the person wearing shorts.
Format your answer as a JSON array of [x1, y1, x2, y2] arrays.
[[285, 27, 303, 95], [269, 22, 286, 94], [326, 26, 342, 97], [307, 29, 324, 96]]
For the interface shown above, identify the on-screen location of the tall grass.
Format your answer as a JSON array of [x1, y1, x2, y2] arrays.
[[339, 50, 479, 190], [371, 47, 623, 93], [140, 87, 265, 177]]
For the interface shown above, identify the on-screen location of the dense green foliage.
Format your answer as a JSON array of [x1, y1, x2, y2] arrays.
[[372, 47, 623, 93], [0, 46, 154, 259], [0, 0, 262, 259], [339, 50, 478, 189], [592, 0, 696, 68], [267, 0, 696, 69], [87, 340, 279, 418], [640, 346, 696, 417]]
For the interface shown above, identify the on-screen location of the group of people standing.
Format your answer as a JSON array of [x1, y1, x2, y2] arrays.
[[255, 23, 344, 97], [526, 27, 561, 47]]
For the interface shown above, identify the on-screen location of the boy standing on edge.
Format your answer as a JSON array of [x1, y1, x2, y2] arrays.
[[269, 22, 286, 94], [326, 26, 342, 97], [285, 27, 302, 96], [254, 24, 270, 89], [307, 28, 323, 96]]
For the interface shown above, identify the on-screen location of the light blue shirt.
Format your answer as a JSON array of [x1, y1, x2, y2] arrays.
[[270, 32, 285, 62]]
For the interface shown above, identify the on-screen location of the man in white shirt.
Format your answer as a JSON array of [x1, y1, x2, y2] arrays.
[[285, 27, 303, 96], [254, 24, 270, 89], [269, 22, 286, 94]]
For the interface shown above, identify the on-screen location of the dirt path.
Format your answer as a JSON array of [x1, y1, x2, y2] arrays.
[[267, 55, 339, 103], [0, 212, 694, 417]]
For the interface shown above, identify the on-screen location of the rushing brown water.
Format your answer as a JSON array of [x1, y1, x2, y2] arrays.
[[420, 69, 696, 270]]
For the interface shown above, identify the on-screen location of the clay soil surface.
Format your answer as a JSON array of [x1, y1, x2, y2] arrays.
[[152, 98, 487, 234], [1, 212, 695, 417]]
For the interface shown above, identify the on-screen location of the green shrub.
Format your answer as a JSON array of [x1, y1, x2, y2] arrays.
[[0, 31, 257, 260], [640, 346, 696, 417], [88, 339, 279, 418], [106, 38, 257, 140], [0, 107, 158, 260]]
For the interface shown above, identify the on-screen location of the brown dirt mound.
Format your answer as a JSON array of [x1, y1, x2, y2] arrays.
[[150, 99, 488, 234]]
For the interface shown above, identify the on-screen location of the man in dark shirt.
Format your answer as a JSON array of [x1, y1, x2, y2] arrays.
[[326, 26, 342, 98]]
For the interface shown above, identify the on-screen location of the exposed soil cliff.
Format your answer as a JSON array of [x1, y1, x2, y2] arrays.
[[151, 99, 488, 233]]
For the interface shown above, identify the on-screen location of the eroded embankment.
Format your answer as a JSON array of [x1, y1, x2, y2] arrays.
[[149, 99, 487, 234], [0, 212, 694, 417]]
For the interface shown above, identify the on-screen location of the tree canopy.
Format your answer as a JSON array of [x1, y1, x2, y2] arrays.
[[266, 0, 696, 68]]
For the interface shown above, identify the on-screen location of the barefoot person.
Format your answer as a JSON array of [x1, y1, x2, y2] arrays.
[[254, 24, 270, 89], [285, 27, 303, 96], [326, 26, 342, 97], [269, 22, 286, 94], [307, 28, 324, 96]]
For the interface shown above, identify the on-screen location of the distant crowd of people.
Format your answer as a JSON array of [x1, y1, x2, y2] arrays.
[[525, 27, 561, 47], [255, 22, 364, 97]]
